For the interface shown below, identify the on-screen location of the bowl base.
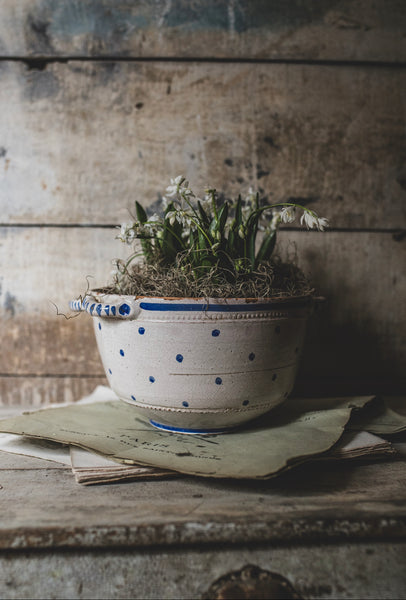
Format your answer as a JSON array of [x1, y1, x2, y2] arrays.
[[149, 419, 234, 435]]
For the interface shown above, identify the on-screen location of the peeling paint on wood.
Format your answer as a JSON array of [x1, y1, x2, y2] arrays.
[[1, 542, 405, 599], [0, 0, 405, 61], [0, 62, 405, 228]]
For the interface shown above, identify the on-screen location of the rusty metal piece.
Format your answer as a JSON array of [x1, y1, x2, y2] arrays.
[[203, 564, 302, 600]]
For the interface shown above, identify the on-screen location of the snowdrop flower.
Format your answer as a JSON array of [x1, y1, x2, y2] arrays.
[[179, 212, 193, 228], [245, 187, 257, 208], [316, 217, 329, 231], [166, 175, 185, 197], [300, 211, 329, 231], [300, 212, 318, 229], [165, 210, 177, 226], [144, 214, 161, 234], [280, 206, 296, 224], [242, 204, 251, 220], [180, 184, 195, 199], [161, 196, 170, 210], [117, 222, 136, 243]]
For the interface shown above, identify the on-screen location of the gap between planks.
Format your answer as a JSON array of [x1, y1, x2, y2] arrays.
[[1, 56, 406, 69]]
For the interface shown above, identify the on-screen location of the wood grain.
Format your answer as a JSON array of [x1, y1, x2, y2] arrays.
[[0, 227, 404, 403], [1, 446, 405, 598], [0, 376, 107, 406], [0, 450, 405, 549], [0, 0, 405, 62], [0, 61, 405, 228]]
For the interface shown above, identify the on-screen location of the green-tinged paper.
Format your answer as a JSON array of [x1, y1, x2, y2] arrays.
[[0, 396, 377, 479], [347, 396, 406, 435]]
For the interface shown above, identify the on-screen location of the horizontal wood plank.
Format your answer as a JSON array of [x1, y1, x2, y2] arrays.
[[0, 227, 404, 398], [0, 0, 405, 62], [0, 227, 126, 382], [0, 451, 405, 549], [0, 376, 107, 406], [0, 61, 405, 229]]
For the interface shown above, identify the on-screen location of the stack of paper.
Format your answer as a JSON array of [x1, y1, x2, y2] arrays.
[[70, 447, 176, 484], [327, 431, 395, 460], [0, 387, 403, 485]]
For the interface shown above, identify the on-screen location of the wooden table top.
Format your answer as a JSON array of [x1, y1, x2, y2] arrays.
[[1, 441, 405, 552]]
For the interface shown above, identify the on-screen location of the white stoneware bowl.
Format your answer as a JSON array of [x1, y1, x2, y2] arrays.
[[70, 291, 313, 434]]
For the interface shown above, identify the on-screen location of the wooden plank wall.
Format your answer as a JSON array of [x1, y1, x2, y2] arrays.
[[0, 1, 405, 405]]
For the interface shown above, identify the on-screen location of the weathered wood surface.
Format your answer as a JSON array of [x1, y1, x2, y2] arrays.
[[2, 543, 406, 600], [1, 448, 405, 551], [0, 61, 405, 229], [2, 411, 406, 599], [0, 376, 107, 407], [1, 0, 405, 62], [0, 3, 405, 406], [0, 227, 404, 403]]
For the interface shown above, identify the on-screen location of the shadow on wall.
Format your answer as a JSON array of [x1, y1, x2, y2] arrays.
[[294, 288, 405, 396]]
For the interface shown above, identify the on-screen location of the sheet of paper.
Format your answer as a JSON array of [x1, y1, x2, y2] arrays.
[[0, 386, 118, 464], [0, 434, 72, 465], [0, 394, 377, 479], [328, 431, 395, 459], [347, 396, 406, 435], [69, 447, 177, 485]]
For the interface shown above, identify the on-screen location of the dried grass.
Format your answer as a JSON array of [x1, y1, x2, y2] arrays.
[[106, 255, 312, 299]]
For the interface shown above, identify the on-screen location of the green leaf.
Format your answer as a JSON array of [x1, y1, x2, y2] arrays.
[[134, 200, 153, 261], [198, 228, 210, 250], [255, 230, 277, 268], [218, 202, 229, 233], [160, 203, 185, 264], [135, 201, 148, 224], [245, 213, 259, 270], [197, 200, 210, 227], [227, 196, 244, 258], [234, 195, 242, 229]]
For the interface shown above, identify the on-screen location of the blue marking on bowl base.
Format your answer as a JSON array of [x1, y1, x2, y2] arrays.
[[182, 401, 189, 407], [119, 349, 125, 356], [249, 352, 255, 361], [131, 395, 136, 402], [149, 420, 231, 435], [138, 327, 145, 335], [98, 323, 102, 330], [149, 376, 155, 383], [215, 377, 222, 385], [242, 399, 249, 406], [212, 329, 220, 337], [108, 369, 112, 374], [176, 354, 184, 363]]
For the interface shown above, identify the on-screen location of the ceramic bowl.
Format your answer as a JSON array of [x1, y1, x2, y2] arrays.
[[70, 291, 312, 433]]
